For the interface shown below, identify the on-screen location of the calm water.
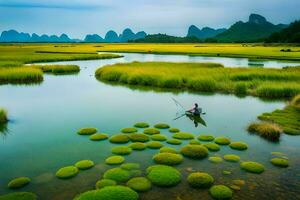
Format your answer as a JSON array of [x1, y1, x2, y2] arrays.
[[0, 54, 299, 200]]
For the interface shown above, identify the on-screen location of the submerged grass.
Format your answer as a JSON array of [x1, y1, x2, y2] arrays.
[[95, 62, 300, 99], [0, 67, 43, 85]]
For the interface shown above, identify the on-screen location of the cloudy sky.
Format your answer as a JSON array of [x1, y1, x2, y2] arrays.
[[0, 0, 299, 38]]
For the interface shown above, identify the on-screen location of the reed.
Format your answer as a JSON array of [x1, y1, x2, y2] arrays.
[[0, 67, 43, 84], [30, 65, 80, 74], [248, 122, 282, 141]]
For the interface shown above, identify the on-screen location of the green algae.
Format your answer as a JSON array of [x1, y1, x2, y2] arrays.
[[214, 137, 231, 145], [151, 134, 167, 141], [166, 139, 182, 145], [159, 147, 178, 154], [169, 128, 180, 133], [209, 156, 223, 163], [203, 143, 220, 151], [223, 154, 240, 162], [209, 185, 233, 200], [154, 123, 170, 129], [128, 133, 150, 142], [95, 179, 117, 189], [172, 132, 194, 140], [103, 168, 131, 182], [240, 161, 265, 174], [147, 141, 164, 149], [109, 134, 130, 144], [143, 128, 160, 135], [180, 145, 208, 159], [89, 133, 108, 141], [134, 122, 150, 128], [77, 127, 97, 135], [129, 142, 147, 150], [270, 158, 289, 168], [146, 165, 181, 187], [121, 127, 138, 134], [229, 142, 248, 151], [198, 134, 215, 141]]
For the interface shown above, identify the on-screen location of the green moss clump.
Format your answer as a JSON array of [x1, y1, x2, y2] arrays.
[[223, 154, 240, 162], [74, 186, 138, 200], [198, 134, 214, 141], [169, 128, 180, 133], [240, 161, 265, 174], [187, 172, 214, 188], [166, 139, 182, 145], [0, 192, 37, 200], [153, 153, 183, 166], [121, 163, 140, 171], [209, 156, 223, 163], [128, 133, 150, 142], [159, 147, 178, 154], [55, 166, 79, 179], [89, 133, 108, 141], [121, 127, 138, 134], [134, 122, 150, 128], [172, 132, 194, 140], [146, 165, 181, 187], [111, 146, 132, 155], [75, 160, 94, 170], [247, 122, 282, 140], [147, 141, 164, 149], [154, 123, 170, 129], [229, 142, 248, 151], [189, 139, 201, 145], [96, 179, 117, 189], [109, 134, 130, 144], [270, 158, 289, 168], [214, 137, 231, 145], [203, 143, 220, 151], [77, 127, 97, 135], [103, 168, 131, 182], [105, 156, 125, 165], [151, 134, 167, 141], [126, 177, 151, 192], [180, 145, 208, 159], [209, 185, 233, 200], [7, 177, 31, 189], [129, 142, 147, 150], [143, 128, 160, 135]]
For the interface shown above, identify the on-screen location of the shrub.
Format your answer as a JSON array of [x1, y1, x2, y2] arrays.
[[56, 166, 79, 179], [77, 127, 97, 135], [198, 135, 214, 141], [151, 134, 167, 141], [209, 156, 223, 163], [103, 168, 131, 182], [111, 146, 132, 155], [154, 123, 170, 129], [96, 179, 117, 189], [0, 192, 37, 200], [105, 156, 125, 165], [223, 154, 240, 162], [187, 172, 214, 188], [203, 143, 220, 151], [180, 145, 208, 159], [129, 142, 147, 150], [74, 186, 138, 200], [128, 133, 150, 142], [209, 185, 233, 200], [159, 147, 178, 154], [146, 165, 181, 187], [172, 132, 194, 140], [166, 139, 182, 145], [147, 141, 164, 149], [121, 163, 140, 171], [270, 158, 289, 168], [153, 153, 183, 165], [248, 122, 281, 141], [7, 177, 31, 189], [0, 109, 8, 124], [169, 128, 180, 133], [143, 128, 160, 135], [89, 133, 108, 141], [214, 137, 231, 145], [126, 177, 151, 192], [229, 142, 248, 150], [109, 134, 130, 144], [121, 127, 138, 133], [134, 122, 150, 128], [240, 161, 265, 174], [75, 160, 94, 170]]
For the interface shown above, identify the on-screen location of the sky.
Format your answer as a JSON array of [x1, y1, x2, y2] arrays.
[[0, 0, 300, 39]]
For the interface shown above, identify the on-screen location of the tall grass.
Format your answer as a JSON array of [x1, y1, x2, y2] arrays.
[[248, 122, 282, 141], [0, 67, 43, 84], [0, 109, 8, 124], [95, 61, 300, 99], [29, 65, 80, 75]]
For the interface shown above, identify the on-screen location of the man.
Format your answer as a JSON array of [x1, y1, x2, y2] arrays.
[[187, 103, 202, 116]]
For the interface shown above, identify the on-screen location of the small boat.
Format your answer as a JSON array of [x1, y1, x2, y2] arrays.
[[185, 111, 207, 127]]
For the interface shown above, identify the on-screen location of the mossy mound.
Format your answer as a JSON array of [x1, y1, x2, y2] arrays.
[[89, 133, 108, 141], [203, 143, 220, 151], [154, 123, 170, 129], [0, 192, 37, 200], [7, 177, 31, 189], [129, 142, 147, 150], [151, 134, 167, 141], [270, 158, 289, 168], [232, 179, 245, 186], [240, 161, 265, 174], [121, 127, 138, 134], [96, 179, 117, 189], [189, 139, 201, 145], [159, 147, 178, 154], [109, 134, 130, 144], [153, 153, 183, 166], [247, 122, 281, 141], [143, 128, 160, 135], [214, 137, 231, 145], [222, 170, 232, 175], [147, 141, 164, 149], [198, 134, 215, 141], [74, 186, 138, 200], [166, 139, 182, 145], [169, 128, 180, 133], [128, 170, 142, 178], [128, 133, 150, 142], [209, 156, 223, 163], [75, 160, 94, 170], [134, 122, 150, 128], [187, 172, 214, 188], [103, 168, 131, 182], [77, 127, 97, 135], [126, 177, 151, 192], [56, 166, 79, 179], [121, 163, 140, 171], [111, 146, 132, 155], [223, 154, 240, 162], [146, 165, 181, 187], [172, 132, 194, 140], [180, 145, 208, 159], [105, 156, 125, 165], [209, 185, 233, 200], [229, 142, 248, 151]]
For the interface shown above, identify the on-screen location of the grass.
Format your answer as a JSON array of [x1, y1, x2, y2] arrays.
[[248, 122, 282, 141], [0, 67, 43, 85], [0, 108, 8, 124], [95, 61, 300, 99], [29, 64, 80, 75]]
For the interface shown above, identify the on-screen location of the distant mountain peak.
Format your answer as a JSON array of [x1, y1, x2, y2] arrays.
[[187, 25, 226, 39], [249, 13, 267, 24]]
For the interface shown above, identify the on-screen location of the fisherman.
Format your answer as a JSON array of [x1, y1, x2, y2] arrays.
[[187, 103, 202, 116]]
